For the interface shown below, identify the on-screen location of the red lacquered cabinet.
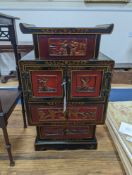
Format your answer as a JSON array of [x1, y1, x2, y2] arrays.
[[19, 23, 114, 150]]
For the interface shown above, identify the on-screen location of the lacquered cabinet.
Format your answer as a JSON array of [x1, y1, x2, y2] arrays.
[[19, 23, 114, 150]]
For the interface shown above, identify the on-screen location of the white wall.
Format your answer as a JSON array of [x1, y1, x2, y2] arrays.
[[1, 1, 132, 63]]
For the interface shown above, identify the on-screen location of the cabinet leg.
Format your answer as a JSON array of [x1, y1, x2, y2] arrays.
[[2, 127, 15, 166], [21, 94, 27, 128]]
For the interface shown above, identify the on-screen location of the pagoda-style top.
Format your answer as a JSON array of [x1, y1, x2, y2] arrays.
[[19, 23, 114, 60], [19, 23, 114, 35]]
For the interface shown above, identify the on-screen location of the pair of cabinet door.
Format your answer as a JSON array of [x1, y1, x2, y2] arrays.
[[21, 63, 111, 101], [20, 61, 112, 126]]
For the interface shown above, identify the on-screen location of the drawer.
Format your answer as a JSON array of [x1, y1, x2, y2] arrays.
[[37, 125, 96, 140], [28, 104, 65, 125], [68, 104, 104, 124], [38, 126, 64, 140], [64, 125, 96, 140], [27, 103, 105, 125]]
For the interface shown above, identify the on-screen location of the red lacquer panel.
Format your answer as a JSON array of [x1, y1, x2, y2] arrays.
[[68, 104, 104, 123], [48, 38, 87, 57], [39, 126, 64, 140], [29, 105, 65, 124], [31, 70, 63, 97], [38, 125, 95, 140], [71, 70, 102, 97], [37, 35, 96, 59], [65, 125, 95, 139]]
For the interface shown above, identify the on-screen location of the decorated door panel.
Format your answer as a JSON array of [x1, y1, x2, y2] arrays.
[[38, 125, 95, 140], [31, 70, 63, 98], [68, 104, 104, 124], [68, 67, 111, 101], [71, 70, 102, 98], [20, 65, 64, 101], [71, 70, 102, 97]]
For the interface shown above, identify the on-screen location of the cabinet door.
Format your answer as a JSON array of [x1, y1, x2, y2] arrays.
[[31, 70, 63, 98], [69, 67, 111, 101], [71, 70, 102, 97], [20, 61, 65, 101]]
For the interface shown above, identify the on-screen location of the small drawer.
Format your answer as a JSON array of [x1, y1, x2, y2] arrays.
[[65, 125, 95, 139], [68, 104, 104, 124], [38, 126, 65, 140], [37, 125, 96, 140], [28, 104, 65, 125]]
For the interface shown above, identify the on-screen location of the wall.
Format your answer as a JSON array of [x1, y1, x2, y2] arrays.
[[0, 1, 132, 63]]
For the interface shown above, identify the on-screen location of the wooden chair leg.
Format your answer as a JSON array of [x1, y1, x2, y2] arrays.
[[2, 127, 15, 166], [21, 94, 27, 128]]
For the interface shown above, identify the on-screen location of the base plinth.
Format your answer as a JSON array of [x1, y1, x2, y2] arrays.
[[35, 137, 97, 151]]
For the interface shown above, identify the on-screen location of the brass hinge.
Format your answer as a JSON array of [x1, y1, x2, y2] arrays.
[[21, 71, 30, 80], [103, 72, 112, 97]]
